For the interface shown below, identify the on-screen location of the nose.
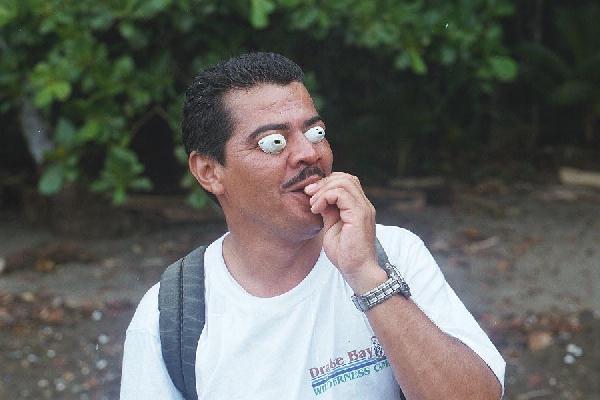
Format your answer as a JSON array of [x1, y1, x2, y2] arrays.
[[287, 131, 321, 167]]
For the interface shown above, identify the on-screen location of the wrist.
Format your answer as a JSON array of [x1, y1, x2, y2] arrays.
[[343, 261, 388, 294], [350, 260, 412, 313]]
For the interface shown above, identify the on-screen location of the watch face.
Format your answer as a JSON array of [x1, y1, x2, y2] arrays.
[[385, 263, 411, 298], [386, 262, 401, 279]]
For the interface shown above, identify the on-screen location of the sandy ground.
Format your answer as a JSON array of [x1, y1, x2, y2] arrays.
[[0, 182, 599, 399]]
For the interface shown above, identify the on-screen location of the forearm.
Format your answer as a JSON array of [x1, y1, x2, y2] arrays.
[[307, 173, 501, 398], [366, 295, 502, 400]]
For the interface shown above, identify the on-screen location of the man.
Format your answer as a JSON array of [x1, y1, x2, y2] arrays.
[[120, 52, 505, 399]]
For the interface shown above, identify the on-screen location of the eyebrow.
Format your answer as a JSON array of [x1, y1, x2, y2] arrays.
[[246, 115, 323, 143], [303, 115, 323, 129]]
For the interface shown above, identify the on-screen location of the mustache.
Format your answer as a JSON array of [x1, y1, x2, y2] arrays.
[[282, 165, 326, 190]]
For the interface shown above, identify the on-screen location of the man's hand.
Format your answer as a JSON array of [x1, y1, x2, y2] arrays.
[[305, 173, 503, 400], [304, 172, 386, 293]]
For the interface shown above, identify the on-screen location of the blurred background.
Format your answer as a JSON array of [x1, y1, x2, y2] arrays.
[[1, 0, 599, 398]]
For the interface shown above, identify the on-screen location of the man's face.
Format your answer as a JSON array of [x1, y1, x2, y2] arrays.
[[217, 82, 333, 240]]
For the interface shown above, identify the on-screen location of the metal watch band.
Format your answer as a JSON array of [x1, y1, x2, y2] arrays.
[[351, 262, 411, 312]]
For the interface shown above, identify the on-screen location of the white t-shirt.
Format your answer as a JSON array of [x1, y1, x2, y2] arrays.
[[120, 225, 505, 399]]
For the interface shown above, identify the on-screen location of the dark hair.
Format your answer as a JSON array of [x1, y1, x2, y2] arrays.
[[181, 52, 304, 165]]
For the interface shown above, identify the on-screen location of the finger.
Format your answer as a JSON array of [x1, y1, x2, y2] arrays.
[[307, 173, 371, 207], [310, 185, 374, 222], [311, 187, 361, 216], [313, 189, 376, 236], [304, 172, 356, 195], [308, 175, 365, 206]]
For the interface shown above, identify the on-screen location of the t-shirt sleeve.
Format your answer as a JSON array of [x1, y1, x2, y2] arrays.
[[120, 284, 184, 400], [377, 225, 506, 392]]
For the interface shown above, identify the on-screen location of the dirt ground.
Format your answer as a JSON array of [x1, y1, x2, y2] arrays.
[[0, 181, 599, 399]]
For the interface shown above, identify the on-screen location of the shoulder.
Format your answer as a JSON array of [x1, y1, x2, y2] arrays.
[[374, 223, 443, 298], [375, 223, 423, 244], [376, 224, 506, 388], [127, 282, 161, 337], [121, 282, 187, 399], [375, 224, 426, 265]]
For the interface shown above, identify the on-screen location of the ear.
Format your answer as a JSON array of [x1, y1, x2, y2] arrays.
[[188, 151, 225, 196]]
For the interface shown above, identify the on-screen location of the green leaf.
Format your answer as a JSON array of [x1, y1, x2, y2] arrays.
[[492, 2, 515, 17], [394, 52, 411, 70], [279, 0, 302, 6], [0, 0, 18, 27], [119, 21, 148, 48], [551, 80, 591, 106], [34, 81, 72, 107], [250, 0, 275, 29], [33, 88, 54, 108], [407, 48, 427, 74], [174, 145, 188, 164], [50, 81, 71, 100], [89, 9, 114, 30], [440, 46, 456, 65], [78, 120, 102, 143], [290, 8, 320, 30], [112, 188, 127, 205], [187, 187, 208, 208], [92, 146, 151, 203], [517, 42, 570, 80], [130, 177, 153, 190], [174, 14, 195, 32], [114, 56, 134, 78], [489, 55, 517, 81], [39, 164, 65, 195], [90, 179, 110, 192], [132, 0, 172, 18], [39, 17, 56, 34], [55, 118, 76, 146]]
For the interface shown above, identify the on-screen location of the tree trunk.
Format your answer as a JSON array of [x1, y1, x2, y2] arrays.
[[19, 96, 54, 166], [529, 0, 544, 148], [583, 109, 597, 143]]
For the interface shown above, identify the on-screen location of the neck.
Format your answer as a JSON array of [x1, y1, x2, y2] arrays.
[[222, 227, 324, 298]]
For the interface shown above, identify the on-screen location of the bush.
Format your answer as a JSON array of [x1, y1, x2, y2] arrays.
[[0, 0, 517, 204]]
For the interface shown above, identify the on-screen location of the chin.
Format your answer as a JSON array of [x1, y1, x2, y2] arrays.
[[302, 214, 325, 237], [283, 213, 323, 242]]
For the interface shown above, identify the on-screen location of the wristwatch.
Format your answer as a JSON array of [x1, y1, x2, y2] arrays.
[[351, 262, 411, 312]]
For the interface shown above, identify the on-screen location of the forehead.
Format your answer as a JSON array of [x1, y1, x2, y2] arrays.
[[223, 82, 317, 136]]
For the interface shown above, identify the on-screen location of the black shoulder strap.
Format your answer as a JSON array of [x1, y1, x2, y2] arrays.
[[374, 237, 389, 267], [159, 245, 207, 400]]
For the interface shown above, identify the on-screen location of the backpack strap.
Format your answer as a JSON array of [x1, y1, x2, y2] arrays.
[[159, 245, 207, 400], [374, 237, 389, 268]]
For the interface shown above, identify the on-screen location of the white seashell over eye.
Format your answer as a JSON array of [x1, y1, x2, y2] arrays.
[[304, 126, 325, 143], [258, 133, 287, 154]]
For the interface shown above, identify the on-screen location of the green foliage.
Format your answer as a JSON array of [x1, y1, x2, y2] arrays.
[[517, 2, 600, 142], [250, 0, 276, 28], [0, 0, 519, 204], [90, 147, 153, 205]]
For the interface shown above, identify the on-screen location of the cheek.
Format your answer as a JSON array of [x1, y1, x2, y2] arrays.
[[239, 155, 287, 185], [319, 141, 333, 167]]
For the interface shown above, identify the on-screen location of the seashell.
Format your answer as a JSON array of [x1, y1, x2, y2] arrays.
[[304, 126, 325, 143], [258, 133, 287, 154]]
